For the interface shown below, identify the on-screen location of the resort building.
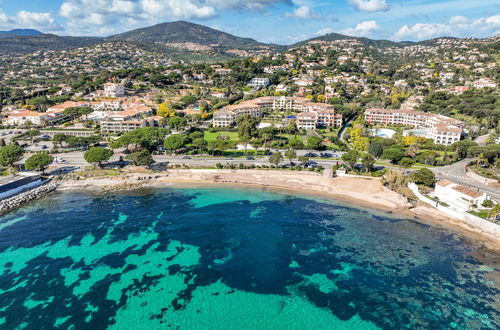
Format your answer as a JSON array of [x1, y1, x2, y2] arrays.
[[213, 96, 342, 129], [212, 101, 263, 128], [434, 179, 490, 211], [364, 108, 464, 145]]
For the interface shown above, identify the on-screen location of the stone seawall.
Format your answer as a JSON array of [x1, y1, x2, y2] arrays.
[[0, 182, 58, 215]]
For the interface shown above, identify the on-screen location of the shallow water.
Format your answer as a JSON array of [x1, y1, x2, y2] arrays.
[[0, 187, 498, 329]]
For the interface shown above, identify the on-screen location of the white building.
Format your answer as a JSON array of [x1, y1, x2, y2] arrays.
[[104, 83, 125, 98], [365, 108, 464, 146], [249, 78, 270, 87], [434, 179, 490, 211], [5, 110, 48, 126]]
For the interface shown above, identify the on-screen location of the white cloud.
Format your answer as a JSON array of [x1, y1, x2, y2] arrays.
[[0, 9, 62, 32], [59, 0, 291, 35], [285, 5, 315, 19], [340, 20, 380, 37], [348, 0, 389, 12], [448, 16, 469, 25], [394, 14, 500, 41]]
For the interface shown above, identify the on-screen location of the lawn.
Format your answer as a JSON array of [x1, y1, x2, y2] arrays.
[[204, 131, 239, 142]]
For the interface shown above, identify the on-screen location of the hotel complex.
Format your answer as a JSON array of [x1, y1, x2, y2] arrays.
[[212, 96, 342, 130], [364, 108, 464, 145]]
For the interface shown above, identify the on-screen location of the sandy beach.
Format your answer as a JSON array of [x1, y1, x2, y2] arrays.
[[58, 169, 500, 250]]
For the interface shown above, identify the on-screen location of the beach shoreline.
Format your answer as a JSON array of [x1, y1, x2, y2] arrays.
[[56, 169, 500, 251]]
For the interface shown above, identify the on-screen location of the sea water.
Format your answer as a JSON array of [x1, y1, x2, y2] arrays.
[[0, 187, 498, 329]]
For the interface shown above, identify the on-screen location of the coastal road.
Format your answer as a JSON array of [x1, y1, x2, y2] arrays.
[[44, 150, 346, 171], [430, 158, 500, 201]]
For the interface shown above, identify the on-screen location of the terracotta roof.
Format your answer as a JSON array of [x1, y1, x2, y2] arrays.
[[451, 185, 483, 198], [9, 110, 45, 117], [436, 179, 454, 187]]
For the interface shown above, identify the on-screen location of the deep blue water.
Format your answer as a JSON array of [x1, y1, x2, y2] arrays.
[[0, 186, 498, 329]]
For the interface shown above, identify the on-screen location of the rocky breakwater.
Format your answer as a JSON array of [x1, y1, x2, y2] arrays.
[[0, 182, 58, 215]]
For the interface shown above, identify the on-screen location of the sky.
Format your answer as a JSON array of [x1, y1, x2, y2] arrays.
[[0, 0, 498, 43]]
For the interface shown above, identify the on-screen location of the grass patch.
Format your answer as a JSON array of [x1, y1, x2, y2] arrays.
[[469, 210, 490, 220], [204, 131, 239, 142]]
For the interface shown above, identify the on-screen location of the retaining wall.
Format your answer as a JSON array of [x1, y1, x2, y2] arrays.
[[408, 183, 500, 238]]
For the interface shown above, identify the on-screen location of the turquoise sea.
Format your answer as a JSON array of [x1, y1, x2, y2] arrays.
[[0, 186, 498, 329]]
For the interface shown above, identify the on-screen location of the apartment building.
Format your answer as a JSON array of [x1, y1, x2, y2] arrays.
[[212, 97, 342, 129], [364, 108, 464, 145], [212, 102, 263, 128], [104, 83, 125, 98], [296, 112, 317, 130]]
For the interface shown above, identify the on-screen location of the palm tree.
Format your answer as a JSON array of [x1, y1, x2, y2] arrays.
[[489, 204, 500, 222], [477, 153, 489, 168]]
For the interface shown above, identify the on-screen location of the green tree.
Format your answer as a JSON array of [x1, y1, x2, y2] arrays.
[[26, 130, 40, 143], [285, 149, 296, 164], [236, 115, 260, 140], [361, 153, 375, 173], [368, 142, 384, 158], [25, 152, 53, 173], [126, 150, 154, 167], [0, 144, 23, 168], [305, 136, 323, 151], [342, 150, 359, 170], [192, 138, 208, 152], [269, 152, 283, 166], [167, 116, 187, 131], [410, 168, 436, 186], [382, 147, 405, 164], [452, 140, 477, 159], [52, 133, 69, 148], [164, 134, 188, 153], [288, 139, 304, 150], [399, 157, 415, 168], [84, 147, 113, 167]]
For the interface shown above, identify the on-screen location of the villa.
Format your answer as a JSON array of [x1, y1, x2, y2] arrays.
[[434, 179, 490, 211]]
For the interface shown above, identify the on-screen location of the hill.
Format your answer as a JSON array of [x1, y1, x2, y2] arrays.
[[0, 29, 44, 38], [292, 32, 400, 49], [0, 34, 102, 55], [107, 21, 280, 51]]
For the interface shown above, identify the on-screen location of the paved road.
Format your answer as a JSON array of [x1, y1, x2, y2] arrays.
[[43, 150, 346, 172], [430, 158, 500, 200]]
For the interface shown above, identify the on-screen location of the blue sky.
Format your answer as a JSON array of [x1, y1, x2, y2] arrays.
[[0, 0, 498, 43]]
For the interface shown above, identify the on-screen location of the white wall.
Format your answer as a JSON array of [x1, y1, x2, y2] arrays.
[[408, 183, 500, 238]]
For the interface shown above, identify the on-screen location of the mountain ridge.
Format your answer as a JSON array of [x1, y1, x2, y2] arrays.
[[0, 21, 496, 57], [0, 29, 44, 38]]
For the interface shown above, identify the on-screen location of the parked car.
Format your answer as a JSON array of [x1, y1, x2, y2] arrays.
[[246, 156, 255, 160], [304, 153, 318, 158], [182, 156, 191, 159], [225, 157, 233, 160], [41, 145, 48, 149], [304, 161, 318, 168]]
